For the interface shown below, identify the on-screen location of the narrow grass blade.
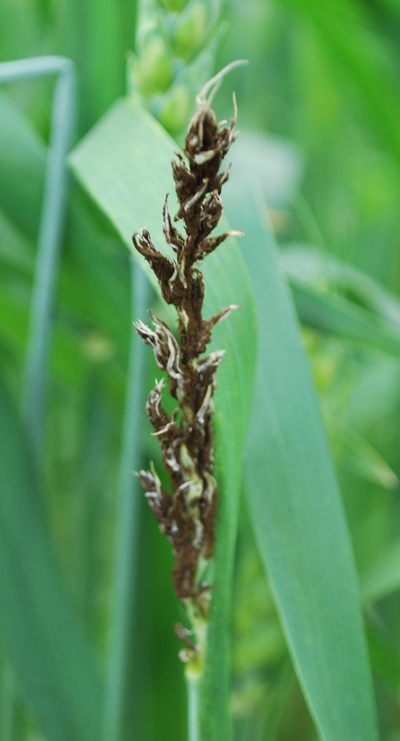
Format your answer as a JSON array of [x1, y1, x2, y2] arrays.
[[223, 185, 379, 741], [0, 375, 102, 741], [290, 281, 400, 359], [0, 56, 72, 85], [282, 245, 400, 358], [70, 98, 257, 740], [0, 56, 76, 459], [281, 245, 400, 326], [361, 541, 400, 604], [102, 260, 149, 741]]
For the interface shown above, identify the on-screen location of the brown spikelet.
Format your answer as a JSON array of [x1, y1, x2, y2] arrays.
[[133, 75, 241, 602]]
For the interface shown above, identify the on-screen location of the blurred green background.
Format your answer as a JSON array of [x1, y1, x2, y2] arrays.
[[2, 0, 400, 739]]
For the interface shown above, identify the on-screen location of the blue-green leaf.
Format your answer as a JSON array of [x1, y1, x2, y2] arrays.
[[223, 185, 379, 741]]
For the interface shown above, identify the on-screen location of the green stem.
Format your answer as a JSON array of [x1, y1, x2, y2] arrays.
[[186, 670, 201, 741], [102, 259, 149, 741], [184, 602, 208, 741]]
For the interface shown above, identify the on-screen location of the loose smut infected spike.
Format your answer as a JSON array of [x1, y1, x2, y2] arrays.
[[133, 79, 241, 602]]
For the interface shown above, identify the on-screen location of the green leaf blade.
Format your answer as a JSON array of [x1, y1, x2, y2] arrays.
[[224, 187, 379, 741]]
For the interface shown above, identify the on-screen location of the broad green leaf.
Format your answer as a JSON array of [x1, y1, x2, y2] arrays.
[[0, 375, 102, 741], [70, 98, 257, 740], [223, 186, 378, 741]]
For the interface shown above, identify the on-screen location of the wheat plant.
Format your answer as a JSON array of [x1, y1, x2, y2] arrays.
[[4, 0, 400, 740]]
